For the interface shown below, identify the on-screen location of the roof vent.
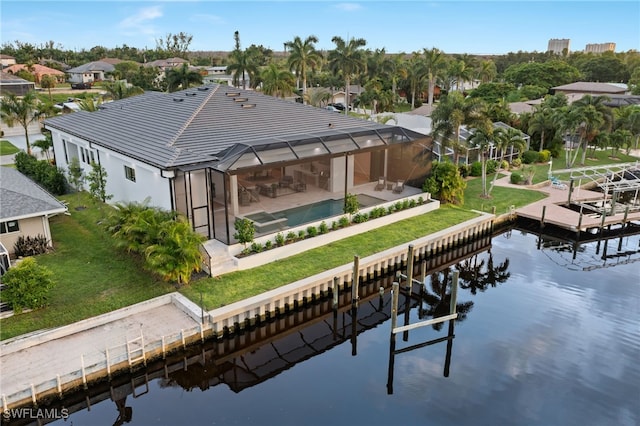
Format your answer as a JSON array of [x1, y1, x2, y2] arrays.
[[173, 98, 184, 102], [241, 104, 256, 109], [185, 92, 196, 96], [197, 87, 209, 91], [225, 92, 241, 97], [234, 97, 249, 102]]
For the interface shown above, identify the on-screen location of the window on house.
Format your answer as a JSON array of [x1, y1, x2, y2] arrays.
[[90, 151, 95, 164], [125, 166, 136, 182], [81, 147, 86, 163], [62, 139, 69, 163], [0, 220, 19, 234]]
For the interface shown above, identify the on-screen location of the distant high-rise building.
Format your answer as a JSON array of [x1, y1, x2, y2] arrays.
[[585, 43, 616, 53], [548, 38, 571, 54]]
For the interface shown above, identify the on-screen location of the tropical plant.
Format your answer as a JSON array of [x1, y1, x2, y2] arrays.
[[39, 74, 57, 102], [67, 156, 84, 194], [487, 127, 527, 196], [528, 103, 556, 152], [285, 35, 322, 100], [166, 63, 203, 92], [102, 80, 145, 100], [343, 193, 359, 216], [87, 161, 112, 203], [328, 36, 367, 115], [260, 63, 295, 98], [144, 217, 205, 286], [227, 31, 259, 90], [0, 91, 41, 155], [32, 131, 53, 161], [233, 217, 255, 249], [467, 127, 494, 198], [422, 47, 447, 107], [422, 160, 466, 205], [1, 257, 55, 313], [403, 52, 427, 109]]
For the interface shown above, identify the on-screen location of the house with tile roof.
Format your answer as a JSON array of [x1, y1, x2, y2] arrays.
[[3, 64, 65, 84], [0, 168, 68, 256], [44, 84, 432, 245]]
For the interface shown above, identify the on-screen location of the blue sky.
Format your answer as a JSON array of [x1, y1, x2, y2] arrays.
[[2, 1, 639, 55]]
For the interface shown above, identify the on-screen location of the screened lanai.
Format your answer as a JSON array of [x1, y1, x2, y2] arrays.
[[173, 126, 433, 244]]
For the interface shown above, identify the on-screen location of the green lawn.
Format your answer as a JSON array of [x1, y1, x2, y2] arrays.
[[180, 205, 479, 310], [0, 140, 21, 156], [462, 174, 547, 214]]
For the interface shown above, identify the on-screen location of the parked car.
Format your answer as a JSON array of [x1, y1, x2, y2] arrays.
[[71, 82, 92, 90], [329, 103, 350, 111], [325, 105, 341, 112]]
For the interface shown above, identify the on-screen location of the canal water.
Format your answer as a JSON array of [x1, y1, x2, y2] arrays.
[[43, 228, 639, 426]]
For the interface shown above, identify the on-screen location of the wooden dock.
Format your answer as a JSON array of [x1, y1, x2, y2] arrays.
[[516, 183, 640, 232]]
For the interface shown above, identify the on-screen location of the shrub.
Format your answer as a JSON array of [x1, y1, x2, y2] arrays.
[[233, 218, 255, 248], [486, 159, 499, 174], [264, 240, 272, 250], [275, 233, 285, 246], [401, 199, 410, 210], [500, 160, 510, 170], [458, 164, 470, 178], [2, 257, 55, 313], [297, 230, 306, 239], [318, 221, 329, 234], [511, 158, 522, 168], [522, 150, 539, 164], [352, 213, 368, 223], [394, 201, 403, 211], [250, 242, 263, 253], [387, 206, 395, 215], [343, 193, 359, 215], [285, 231, 297, 243], [408, 199, 417, 208], [14, 151, 68, 195], [306, 226, 318, 238], [510, 172, 523, 184], [338, 216, 350, 228], [14, 235, 50, 257], [331, 221, 339, 231], [538, 150, 551, 163], [470, 161, 483, 176], [418, 196, 425, 204]]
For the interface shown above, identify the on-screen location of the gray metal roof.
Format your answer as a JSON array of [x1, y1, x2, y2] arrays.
[[44, 84, 425, 171], [66, 61, 115, 74], [0, 168, 68, 220]]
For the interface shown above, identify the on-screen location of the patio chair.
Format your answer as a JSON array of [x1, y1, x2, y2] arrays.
[[374, 176, 386, 191], [392, 180, 405, 194], [279, 175, 294, 188], [550, 176, 568, 190]]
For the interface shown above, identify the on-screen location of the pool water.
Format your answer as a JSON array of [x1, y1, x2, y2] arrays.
[[246, 194, 385, 229]]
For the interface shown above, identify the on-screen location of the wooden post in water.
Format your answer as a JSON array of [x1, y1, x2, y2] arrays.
[[390, 282, 399, 333], [405, 245, 414, 293], [576, 212, 583, 237], [333, 276, 339, 310], [540, 205, 546, 228], [450, 271, 459, 315], [352, 255, 360, 306]]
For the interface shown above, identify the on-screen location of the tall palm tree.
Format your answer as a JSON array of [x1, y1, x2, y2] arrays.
[[528, 103, 555, 152], [39, 74, 57, 102], [328, 36, 367, 115], [403, 52, 427, 110], [614, 105, 640, 150], [571, 94, 612, 165], [166, 63, 203, 92], [0, 91, 41, 155], [260, 63, 295, 98], [488, 127, 527, 196], [448, 59, 474, 93], [467, 126, 494, 198], [227, 31, 259, 90], [422, 47, 447, 107], [285, 35, 322, 102], [477, 60, 497, 85]]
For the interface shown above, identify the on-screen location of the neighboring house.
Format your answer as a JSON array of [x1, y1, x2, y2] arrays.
[[44, 84, 432, 245], [66, 61, 116, 86], [551, 82, 628, 96], [0, 168, 68, 257], [202, 66, 236, 86], [3, 64, 65, 83], [0, 54, 16, 69], [144, 57, 189, 71], [331, 85, 364, 108], [0, 71, 36, 96]]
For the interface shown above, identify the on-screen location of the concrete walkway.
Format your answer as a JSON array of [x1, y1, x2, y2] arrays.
[[0, 295, 202, 407]]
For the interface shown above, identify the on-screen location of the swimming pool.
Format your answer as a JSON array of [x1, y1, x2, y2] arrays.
[[245, 194, 385, 231]]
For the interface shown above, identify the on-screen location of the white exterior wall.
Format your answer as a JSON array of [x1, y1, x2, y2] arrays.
[[49, 129, 173, 210]]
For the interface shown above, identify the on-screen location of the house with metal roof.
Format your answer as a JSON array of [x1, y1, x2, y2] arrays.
[[0, 71, 36, 96], [44, 84, 432, 245], [66, 61, 116, 86], [0, 168, 68, 256]]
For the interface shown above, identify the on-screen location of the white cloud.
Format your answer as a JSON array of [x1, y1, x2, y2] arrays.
[[334, 3, 363, 12], [118, 6, 163, 36]]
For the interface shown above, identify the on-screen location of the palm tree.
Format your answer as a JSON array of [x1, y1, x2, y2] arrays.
[[422, 47, 447, 107], [614, 105, 640, 150], [403, 52, 427, 110], [328, 36, 367, 115], [528, 103, 555, 152], [260, 63, 295, 98], [477, 60, 497, 84], [77, 97, 102, 111], [487, 127, 527, 196], [467, 126, 494, 198], [166, 63, 203, 92], [39, 74, 57, 102], [102, 80, 144, 100], [227, 31, 259, 90], [0, 91, 41, 155], [32, 132, 53, 161], [303, 88, 332, 107], [448, 59, 474, 93], [572, 94, 612, 165], [285, 35, 322, 102]]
